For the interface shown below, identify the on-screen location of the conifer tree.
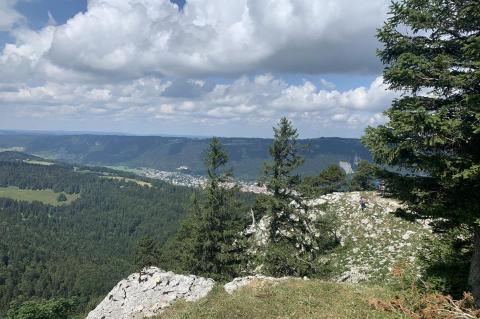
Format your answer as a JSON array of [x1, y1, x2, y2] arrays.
[[180, 137, 246, 280], [134, 236, 159, 270], [261, 118, 335, 276], [263, 118, 304, 238], [300, 164, 348, 197], [362, 0, 480, 306]]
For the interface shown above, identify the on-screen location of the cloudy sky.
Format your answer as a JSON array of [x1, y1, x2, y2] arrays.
[[0, 0, 397, 138]]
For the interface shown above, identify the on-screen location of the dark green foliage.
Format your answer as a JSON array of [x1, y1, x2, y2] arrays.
[[134, 236, 160, 270], [259, 118, 338, 276], [300, 165, 347, 197], [56, 193, 67, 202], [162, 138, 248, 281], [350, 161, 377, 191], [263, 239, 312, 277], [420, 229, 472, 298], [262, 118, 304, 240], [362, 0, 480, 301], [0, 135, 371, 180], [0, 152, 45, 163], [0, 159, 194, 316], [6, 298, 77, 319]]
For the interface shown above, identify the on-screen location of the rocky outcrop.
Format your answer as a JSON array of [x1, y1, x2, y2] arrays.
[[224, 275, 290, 294], [245, 191, 432, 281], [86, 267, 215, 319]]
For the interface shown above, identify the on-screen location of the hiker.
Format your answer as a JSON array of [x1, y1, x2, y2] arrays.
[[360, 197, 367, 211]]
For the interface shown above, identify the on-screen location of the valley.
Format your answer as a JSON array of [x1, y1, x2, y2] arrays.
[[0, 132, 370, 180]]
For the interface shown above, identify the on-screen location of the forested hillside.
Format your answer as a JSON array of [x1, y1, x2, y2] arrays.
[[0, 153, 199, 316], [0, 133, 370, 179]]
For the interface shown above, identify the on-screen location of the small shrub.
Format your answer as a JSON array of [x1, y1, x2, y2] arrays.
[[56, 193, 67, 202]]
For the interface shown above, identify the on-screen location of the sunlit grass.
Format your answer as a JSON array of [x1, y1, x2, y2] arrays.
[[155, 279, 405, 319], [0, 186, 79, 206], [100, 176, 152, 187]]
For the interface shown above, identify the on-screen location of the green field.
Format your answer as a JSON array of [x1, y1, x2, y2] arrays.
[[156, 280, 404, 319], [0, 186, 79, 206], [100, 176, 152, 187]]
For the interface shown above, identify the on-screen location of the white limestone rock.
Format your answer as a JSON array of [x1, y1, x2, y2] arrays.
[[86, 267, 215, 319], [224, 275, 289, 294], [335, 267, 369, 283]]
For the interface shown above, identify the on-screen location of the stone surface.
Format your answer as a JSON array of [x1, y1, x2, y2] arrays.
[[335, 267, 369, 283], [224, 275, 289, 294], [245, 191, 432, 282], [86, 267, 215, 319]]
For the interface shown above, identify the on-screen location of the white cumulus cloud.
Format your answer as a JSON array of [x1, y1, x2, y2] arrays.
[[1, 0, 389, 80], [0, 0, 395, 137], [0, 0, 23, 31]]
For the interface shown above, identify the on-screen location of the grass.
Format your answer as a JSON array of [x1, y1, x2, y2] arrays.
[[0, 186, 79, 206], [99, 176, 152, 187], [155, 279, 406, 319]]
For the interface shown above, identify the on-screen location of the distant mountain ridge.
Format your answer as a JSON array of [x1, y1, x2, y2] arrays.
[[0, 133, 371, 180]]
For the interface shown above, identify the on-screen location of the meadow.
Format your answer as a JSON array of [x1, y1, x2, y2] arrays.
[[0, 186, 79, 206]]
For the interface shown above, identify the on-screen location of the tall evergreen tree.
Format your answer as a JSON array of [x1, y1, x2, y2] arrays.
[[362, 0, 480, 306], [263, 117, 304, 242], [260, 118, 336, 276], [179, 137, 246, 280]]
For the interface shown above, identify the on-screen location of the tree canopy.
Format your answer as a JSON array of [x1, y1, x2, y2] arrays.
[[362, 0, 480, 306]]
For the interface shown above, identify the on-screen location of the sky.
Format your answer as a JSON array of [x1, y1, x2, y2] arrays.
[[0, 0, 398, 138]]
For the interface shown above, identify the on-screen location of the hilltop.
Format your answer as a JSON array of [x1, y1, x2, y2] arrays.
[[86, 191, 436, 319]]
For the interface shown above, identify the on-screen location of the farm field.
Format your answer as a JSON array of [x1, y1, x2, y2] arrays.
[[100, 175, 152, 187], [0, 186, 79, 206]]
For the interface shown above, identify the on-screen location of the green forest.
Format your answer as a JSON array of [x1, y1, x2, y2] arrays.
[[0, 142, 371, 318], [0, 154, 199, 317]]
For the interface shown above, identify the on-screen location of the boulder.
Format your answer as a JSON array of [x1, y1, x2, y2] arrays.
[[335, 267, 369, 283], [86, 267, 215, 319]]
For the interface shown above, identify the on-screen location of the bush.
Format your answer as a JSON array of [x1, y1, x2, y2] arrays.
[[6, 298, 77, 319], [263, 240, 315, 277], [56, 193, 67, 202]]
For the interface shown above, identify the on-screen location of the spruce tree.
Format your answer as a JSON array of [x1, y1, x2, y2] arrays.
[[263, 118, 304, 238], [261, 118, 334, 276], [181, 137, 246, 280], [362, 0, 480, 305]]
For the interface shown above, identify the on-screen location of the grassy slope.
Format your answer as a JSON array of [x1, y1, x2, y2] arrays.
[[155, 279, 405, 319], [0, 186, 79, 206]]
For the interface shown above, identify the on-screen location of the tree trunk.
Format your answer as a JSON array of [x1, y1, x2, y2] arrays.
[[469, 225, 480, 308]]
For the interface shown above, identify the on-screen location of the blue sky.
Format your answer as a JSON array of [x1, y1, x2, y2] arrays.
[[0, 0, 394, 138]]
